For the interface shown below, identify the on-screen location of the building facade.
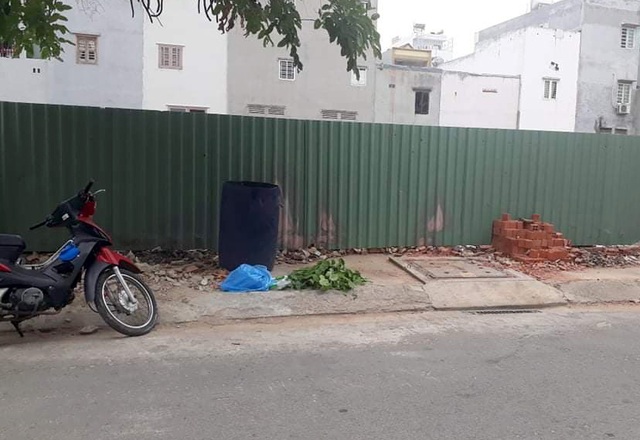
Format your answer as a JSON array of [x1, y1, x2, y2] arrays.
[[9, 0, 638, 135], [225, 0, 379, 122], [0, 1, 228, 114], [465, 0, 640, 134], [443, 26, 581, 132]]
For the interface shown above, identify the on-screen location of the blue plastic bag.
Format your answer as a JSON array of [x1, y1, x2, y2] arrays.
[[221, 264, 275, 293]]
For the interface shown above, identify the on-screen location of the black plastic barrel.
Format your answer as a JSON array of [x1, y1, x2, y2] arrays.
[[218, 181, 280, 271]]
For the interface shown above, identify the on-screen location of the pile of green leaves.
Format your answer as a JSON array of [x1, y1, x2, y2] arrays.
[[287, 259, 366, 292]]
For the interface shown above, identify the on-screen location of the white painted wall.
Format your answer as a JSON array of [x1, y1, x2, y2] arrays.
[[439, 71, 521, 129], [1, 1, 143, 109], [442, 27, 580, 131], [0, 58, 49, 104], [519, 28, 580, 131], [443, 28, 527, 76], [49, 1, 144, 108], [373, 65, 441, 125], [142, 2, 227, 113]]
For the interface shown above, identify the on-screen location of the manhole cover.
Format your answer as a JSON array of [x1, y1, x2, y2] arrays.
[[391, 257, 512, 282]]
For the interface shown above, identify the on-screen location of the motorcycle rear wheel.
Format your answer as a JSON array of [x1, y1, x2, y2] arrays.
[[95, 268, 158, 336]]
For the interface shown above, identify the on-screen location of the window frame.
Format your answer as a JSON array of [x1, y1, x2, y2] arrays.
[[158, 44, 184, 70], [76, 34, 98, 65], [617, 81, 632, 105], [166, 105, 208, 113], [621, 25, 637, 49], [278, 59, 296, 81], [414, 89, 431, 115], [543, 78, 559, 100], [350, 67, 368, 87]]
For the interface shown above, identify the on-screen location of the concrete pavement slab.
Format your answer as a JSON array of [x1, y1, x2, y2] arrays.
[[186, 283, 432, 323], [550, 268, 640, 304], [427, 278, 567, 310]]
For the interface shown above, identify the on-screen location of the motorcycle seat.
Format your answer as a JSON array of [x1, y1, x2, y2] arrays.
[[0, 234, 26, 262]]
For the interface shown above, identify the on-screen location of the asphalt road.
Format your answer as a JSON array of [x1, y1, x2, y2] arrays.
[[1, 308, 640, 440]]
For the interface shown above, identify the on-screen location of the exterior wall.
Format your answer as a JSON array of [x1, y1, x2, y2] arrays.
[[519, 28, 580, 131], [0, 58, 49, 104], [142, 2, 227, 113], [477, 0, 583, 41], [475, 0, 640, 134], [443, 27, 580, 131], [439, 72, 520, 129], [444, 29, 527, 76], [578, 0, 640, 133], [226, 0, 377, 122], [373, 65, 441, 126], [0, 2, 144, 109], [49, 3, 144, 109]]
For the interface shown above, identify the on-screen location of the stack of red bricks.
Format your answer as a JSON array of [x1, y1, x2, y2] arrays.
[[492, 213, 571, 263]]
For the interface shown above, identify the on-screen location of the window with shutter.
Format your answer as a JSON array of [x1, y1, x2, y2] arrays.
[[543, 79, 559, 100], [76, 35, 98, 64], [621, 26, 636, 49], [617, 82, 632, 104], [159, 44, 183, 70]]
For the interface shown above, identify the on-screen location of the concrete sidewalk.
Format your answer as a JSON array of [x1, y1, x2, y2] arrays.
[[11, 254, 640, 335], [13, 255, 571, 334], [552, 267, 640, 304]]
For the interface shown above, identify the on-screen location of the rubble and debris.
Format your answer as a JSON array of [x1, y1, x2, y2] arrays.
[[79, 325, 99, 335], [19, 238, 640, 294]]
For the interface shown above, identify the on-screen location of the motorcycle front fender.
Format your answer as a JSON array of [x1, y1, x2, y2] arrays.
[[84, 261, 110, 308]]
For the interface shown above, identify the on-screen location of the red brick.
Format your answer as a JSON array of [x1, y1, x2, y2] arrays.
[[516, 221, 524, 230], [505, 229, 521, 238], [532, 214, 541, 222], [514, 255, 544, 264], [543, 223, 555, 233], [519, 239, 533, 249], [551, 239, 566, 247], [548, 248, 569, 261], [541, 240, 549, 248], [504, 220, 520, 230], [530, 240, 542, 249], [501, 213, 511, 221]]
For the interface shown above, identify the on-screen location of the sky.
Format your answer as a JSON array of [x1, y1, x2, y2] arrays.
[[377, 0, 533, 57]]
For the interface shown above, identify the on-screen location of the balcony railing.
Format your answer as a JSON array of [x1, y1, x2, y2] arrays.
[[0, 45, 15, 58]]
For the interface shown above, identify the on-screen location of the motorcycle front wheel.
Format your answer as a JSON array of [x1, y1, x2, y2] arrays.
[[95, 268, 158, 336]]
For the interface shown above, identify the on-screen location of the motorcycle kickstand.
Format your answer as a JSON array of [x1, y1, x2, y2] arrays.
[[11, 321, 24, 338]]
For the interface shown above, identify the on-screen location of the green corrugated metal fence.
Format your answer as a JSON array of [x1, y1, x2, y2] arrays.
[[2, 101, 640, 251]]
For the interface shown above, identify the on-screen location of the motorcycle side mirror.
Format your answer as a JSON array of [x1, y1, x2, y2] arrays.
[[93, 189, 107, 196]]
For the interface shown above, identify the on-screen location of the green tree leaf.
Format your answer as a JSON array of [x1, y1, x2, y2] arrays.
[[0, 0, 380, 75]]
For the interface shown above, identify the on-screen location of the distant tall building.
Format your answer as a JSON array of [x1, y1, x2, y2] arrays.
[[391, 24, 454, 66]]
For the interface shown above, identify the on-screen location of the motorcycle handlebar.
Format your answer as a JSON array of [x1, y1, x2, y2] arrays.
[[29, 220, 47, 231], [83, 180, 95, 195]]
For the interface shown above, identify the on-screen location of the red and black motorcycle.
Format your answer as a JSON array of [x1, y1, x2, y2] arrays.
[[0, 181, 158, 337]]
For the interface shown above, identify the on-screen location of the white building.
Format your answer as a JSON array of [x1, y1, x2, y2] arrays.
[[439, 71, 521, 129], [443, 26, 581, 132], [0, 0, 567, 133], [0, 1, 228, 114]]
